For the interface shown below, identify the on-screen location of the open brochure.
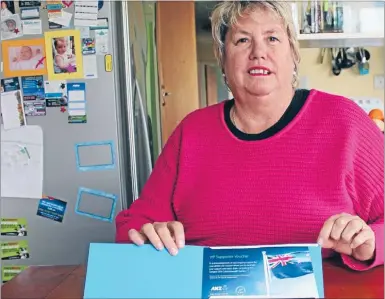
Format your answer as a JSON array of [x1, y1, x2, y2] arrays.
[[202, 244, 323, 299], [84, 243, 324, 299]]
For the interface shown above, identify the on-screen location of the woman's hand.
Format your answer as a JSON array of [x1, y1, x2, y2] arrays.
[[318, 213, 375, 262], [128, 221, 185, 256]]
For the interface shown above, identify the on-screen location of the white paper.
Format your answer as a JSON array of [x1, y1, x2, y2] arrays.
[[1, 125, 43, 199], [21, 19, 42, 35], [74, 0, 98, 27], [49, 11, 73, 27], [95, 29, 108, 54], [1, 90, 27, 130], [1, 14, 24, 40], [83, 55, 98, 79], [76, 26, 90, 38]]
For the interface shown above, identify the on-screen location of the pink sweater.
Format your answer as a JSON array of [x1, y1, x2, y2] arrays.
[[116, 89, 384, 271]]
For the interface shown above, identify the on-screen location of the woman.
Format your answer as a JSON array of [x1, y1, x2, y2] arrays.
[[115, 1, 384, 271], [1, 1, 13, 18]]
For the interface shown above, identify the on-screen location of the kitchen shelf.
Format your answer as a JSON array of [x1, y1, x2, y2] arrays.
[[298, 32, 384, 48]]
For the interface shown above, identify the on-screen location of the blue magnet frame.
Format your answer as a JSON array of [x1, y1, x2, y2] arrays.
[[74, 141, 115, 171], [75, 187, 117, 222]]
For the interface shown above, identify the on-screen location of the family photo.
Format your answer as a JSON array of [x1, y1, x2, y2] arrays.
[[1, 1, 15, 18], [52, 36, 77, 74]]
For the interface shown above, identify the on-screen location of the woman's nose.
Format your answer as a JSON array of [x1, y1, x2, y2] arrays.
[[249, 40, 267, 61]]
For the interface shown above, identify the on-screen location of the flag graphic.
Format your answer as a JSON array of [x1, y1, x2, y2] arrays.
[[267, 251, 314, 279]]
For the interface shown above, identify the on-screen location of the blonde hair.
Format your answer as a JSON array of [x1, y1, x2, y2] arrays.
[[210, 1, 300, 87]]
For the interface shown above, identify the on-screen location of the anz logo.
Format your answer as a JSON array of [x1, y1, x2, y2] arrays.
[[211, 286, 223, 291]]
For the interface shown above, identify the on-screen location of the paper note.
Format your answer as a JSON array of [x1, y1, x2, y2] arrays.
[[95, 29, 108, 54], [83, 55, 98, 79], [2, 265, 28, 283], [1, 125, 43, 199], [49, 11, 73, 27], [67, 83, 87, 123], [21, 19, 42, 35], [1, 240, 30, 260], [74, 0, 99, 27], [1, 90, 27, 130], [1, 218, 28, 236]]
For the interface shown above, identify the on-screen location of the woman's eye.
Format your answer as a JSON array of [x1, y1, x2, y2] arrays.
[[236, 38, 248, 44], [269, 36, 279, 42]]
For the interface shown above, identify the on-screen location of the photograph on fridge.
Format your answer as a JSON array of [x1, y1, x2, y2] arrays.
[[1, 1, 15, 18], [1, 38, 47, 77], [1, 13, 23, 40], [44, 30, 84, 80]]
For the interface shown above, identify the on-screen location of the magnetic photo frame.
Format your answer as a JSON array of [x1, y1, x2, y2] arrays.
[[75, 187, 117, 223], [44, 29, 84, 80], [2, 38, 47, 78], [74, 141, 115, 171]]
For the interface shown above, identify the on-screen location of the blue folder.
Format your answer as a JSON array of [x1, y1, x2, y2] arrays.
[[83, 243, 324, 299]]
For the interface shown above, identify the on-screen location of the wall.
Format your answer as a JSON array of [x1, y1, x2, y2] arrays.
[[197, 41, 384, 102], [299, 47, 384, 101]]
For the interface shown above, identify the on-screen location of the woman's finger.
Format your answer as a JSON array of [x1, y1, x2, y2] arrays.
[[330, 215, 358, 241], [128, 228, 147, 245], [155, 223, 179, 256], [351, 228, 375, 249], [340, 218, 364, 243], [318, 214, 342, 246], [141, 223, 164, 250], [168, 221, 185, 248]]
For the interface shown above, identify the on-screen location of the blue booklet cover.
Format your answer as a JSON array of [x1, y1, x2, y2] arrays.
[[83, 243, 324, 299]]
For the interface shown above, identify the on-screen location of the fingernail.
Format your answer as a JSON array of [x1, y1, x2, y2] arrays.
[[156, 243, 164, 250], [177, 240, 185, 248], [170, 248, 178, 255], [317, 237, 323, 246]]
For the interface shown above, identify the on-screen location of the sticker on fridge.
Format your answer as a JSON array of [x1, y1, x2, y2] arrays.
[[37, 195, 67, 223], [1, 14, 23, 40], [44, 80, 67, 107], [2, 265, 28, 283], [21, 75, 46, 116], [67, 82, 87, 123], [1, 218, 28, 236], [1, 241, 30, 260]]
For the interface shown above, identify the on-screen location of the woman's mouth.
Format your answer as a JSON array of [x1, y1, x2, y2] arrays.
[[248, 67, 271, 76]]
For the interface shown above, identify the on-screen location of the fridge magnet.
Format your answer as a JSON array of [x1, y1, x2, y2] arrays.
[[1, 218, 28, 236], [46, 1, 63, 18], [75, 140, 115, 171], [60, 106, 66, 113], [1, 38, 47, 78], [20, 7, 40, 20], [67, 82, 87, 123], [1, 1, 15, 18], [1, 240, 30, 260], [44, 80, 67, 107], [19, 1, 41, 7], [21, 75, 46, 116], [1, 14, 23, 40], [2, 265, 29, 284], [62, 0, 73, 8], [82, 38, 96, 55], [36, 195, 67, 223], [75, 187, 117, 223], [1, 77, 20, 92], [44, 30, 84, 80]]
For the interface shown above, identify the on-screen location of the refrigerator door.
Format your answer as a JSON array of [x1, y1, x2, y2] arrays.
[[1, 2, 133, 266]]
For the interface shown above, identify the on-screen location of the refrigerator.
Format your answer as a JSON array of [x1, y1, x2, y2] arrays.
[[0, 0, 157, 271]]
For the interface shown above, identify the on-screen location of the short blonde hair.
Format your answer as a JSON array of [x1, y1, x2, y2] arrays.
[[210, 1, 300, 87]]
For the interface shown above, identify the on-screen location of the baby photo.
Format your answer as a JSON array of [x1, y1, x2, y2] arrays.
[[1, 14, 23, 40], [52, 36, 77, 74], [8, 45, 45, 71]]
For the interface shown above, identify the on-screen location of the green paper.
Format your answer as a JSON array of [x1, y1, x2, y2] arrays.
[[1, 240, 30, 260], [1, 218, 28, 236]]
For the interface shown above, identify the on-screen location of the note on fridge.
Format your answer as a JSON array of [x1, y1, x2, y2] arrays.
[[0, 90, 27, 130], [1, 125, 43, 199]]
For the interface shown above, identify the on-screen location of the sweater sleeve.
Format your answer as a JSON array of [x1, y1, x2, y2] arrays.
[[341, 105, 384, 271], [115, 124, 182, 243]]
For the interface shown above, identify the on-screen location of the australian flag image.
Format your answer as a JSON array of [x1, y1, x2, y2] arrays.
[[267, 251, 314, 279]]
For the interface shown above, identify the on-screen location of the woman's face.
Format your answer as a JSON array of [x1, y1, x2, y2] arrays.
[[1, 2, 7, 9], [223, 8, 294, 98]]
